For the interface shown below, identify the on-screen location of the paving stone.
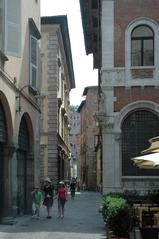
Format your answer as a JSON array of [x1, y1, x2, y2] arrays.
[[0, 192, 105, 239]]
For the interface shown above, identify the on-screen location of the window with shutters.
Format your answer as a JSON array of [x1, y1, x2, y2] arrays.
[[30, 35, 37, 90], [28, 18, 41, 92], [5, 0, 21, 57], [0, 0, 4, 52]]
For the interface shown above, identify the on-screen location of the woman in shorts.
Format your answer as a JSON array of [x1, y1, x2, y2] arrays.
[[43, 177, 54, 219], [57, 181, 68, 219]]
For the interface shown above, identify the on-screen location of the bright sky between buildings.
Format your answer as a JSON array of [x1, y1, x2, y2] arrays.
[[40, 0, 98, 106]]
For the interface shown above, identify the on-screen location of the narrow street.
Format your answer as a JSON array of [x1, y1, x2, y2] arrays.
[[0, 192, 105, 239]]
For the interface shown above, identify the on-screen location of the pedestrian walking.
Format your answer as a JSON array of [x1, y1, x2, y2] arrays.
[[55, 181, 68, 219], [31, 186, 43, 219], [70, 178, 76, 199], [43, 177, 54, 219]]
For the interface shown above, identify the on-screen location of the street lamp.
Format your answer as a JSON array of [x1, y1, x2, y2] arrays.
[[93, 112, 114, 128]]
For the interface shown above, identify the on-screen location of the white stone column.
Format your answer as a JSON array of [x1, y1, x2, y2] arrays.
[[102, 130, 115, 193], [101, 0, 114, 68], [114, 132, 122, 190], [102, 128, 122, 194]]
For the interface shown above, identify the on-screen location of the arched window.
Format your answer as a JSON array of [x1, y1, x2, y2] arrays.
[[131, 25, 154, 66], [121, 110, 159, 176]]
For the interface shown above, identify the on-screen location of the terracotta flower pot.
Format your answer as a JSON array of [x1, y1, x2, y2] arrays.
[[106, 228, 129, 239]]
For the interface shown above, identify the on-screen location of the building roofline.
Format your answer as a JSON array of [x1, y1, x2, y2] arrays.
[[82, 85, 98, 96], [77, 100, 86, 112], [41, 15, 75, 89]]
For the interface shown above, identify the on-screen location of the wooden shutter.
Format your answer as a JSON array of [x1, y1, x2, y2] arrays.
[[0, 0, 4, 52], [5, 0, 21, 57]]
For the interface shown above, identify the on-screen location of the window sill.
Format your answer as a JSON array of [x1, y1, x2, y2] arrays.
[[131, 66, 155, 70], [131, 67, 155, 79]]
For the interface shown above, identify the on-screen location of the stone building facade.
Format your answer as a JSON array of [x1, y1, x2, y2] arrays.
[[0, 0, 41, 219], [77, 86, 99, 190], [69, 108, 80, 179], [40, 16, 75, 184], [80, 0, 159, 194]]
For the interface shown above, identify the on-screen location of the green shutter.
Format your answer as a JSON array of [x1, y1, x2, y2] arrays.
[[5, 0, 21, 57], [30, 35, 37, 89]]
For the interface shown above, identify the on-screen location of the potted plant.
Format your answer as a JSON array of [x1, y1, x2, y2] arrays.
[[102, 193, 133, 238]]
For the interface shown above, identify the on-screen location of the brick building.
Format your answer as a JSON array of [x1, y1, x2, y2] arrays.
[[80, 0, 159, 194], [77, 86, 99, 190], [69, 108, 80, 179]]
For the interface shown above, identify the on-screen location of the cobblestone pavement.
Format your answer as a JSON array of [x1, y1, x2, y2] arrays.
[[0, 192, 105, 239]]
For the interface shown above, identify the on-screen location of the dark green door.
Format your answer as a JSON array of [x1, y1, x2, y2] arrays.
[[17, 151, 27, 215], [0, 101, 7, 220], [0, 144, 4, 219], [17, 116, 29, 215]]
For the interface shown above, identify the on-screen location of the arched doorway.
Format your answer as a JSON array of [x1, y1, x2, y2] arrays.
[[121, 110, 159, 176], [0, 100, 7, 219], [17, 115, 33, 215]]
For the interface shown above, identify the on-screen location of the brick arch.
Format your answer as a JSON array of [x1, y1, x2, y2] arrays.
[[115, 100, 159, 132]]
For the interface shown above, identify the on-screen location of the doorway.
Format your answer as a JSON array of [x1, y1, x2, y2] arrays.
[[17, 116, 30, 215], [0, 101, 7, 220]]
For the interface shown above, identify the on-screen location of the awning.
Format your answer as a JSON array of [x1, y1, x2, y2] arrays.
[[132, 152, 159, 169], [142, 136, 159, 154]]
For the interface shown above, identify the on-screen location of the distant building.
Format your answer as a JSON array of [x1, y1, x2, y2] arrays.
[[40, 16, 75, 184], [78, 86, 99, 190], [69, 108, 80, 179]]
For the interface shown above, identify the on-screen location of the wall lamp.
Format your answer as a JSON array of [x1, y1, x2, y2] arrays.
[[16, 85, 41, 113]]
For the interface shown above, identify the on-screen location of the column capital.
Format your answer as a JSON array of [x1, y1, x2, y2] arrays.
[[114, 132, 121, 141]]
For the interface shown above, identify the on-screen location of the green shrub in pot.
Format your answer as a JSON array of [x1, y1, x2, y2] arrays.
[[102, 194, 133, 237]]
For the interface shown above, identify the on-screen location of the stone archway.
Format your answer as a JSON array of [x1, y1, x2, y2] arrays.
[[0, 92, 13, 220]]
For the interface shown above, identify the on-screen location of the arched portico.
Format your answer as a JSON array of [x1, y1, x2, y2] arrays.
[[17, 113, 34, 215]]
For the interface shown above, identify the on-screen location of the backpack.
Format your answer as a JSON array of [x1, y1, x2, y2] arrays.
[[58, 187, 66, 200]]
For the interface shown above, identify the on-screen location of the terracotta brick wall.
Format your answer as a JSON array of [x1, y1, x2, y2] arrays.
[[114, 86, 159, 112], [114, 0, 159, 67]]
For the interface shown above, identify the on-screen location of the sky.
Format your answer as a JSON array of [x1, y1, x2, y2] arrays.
[[40, 0, 98, 106]]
